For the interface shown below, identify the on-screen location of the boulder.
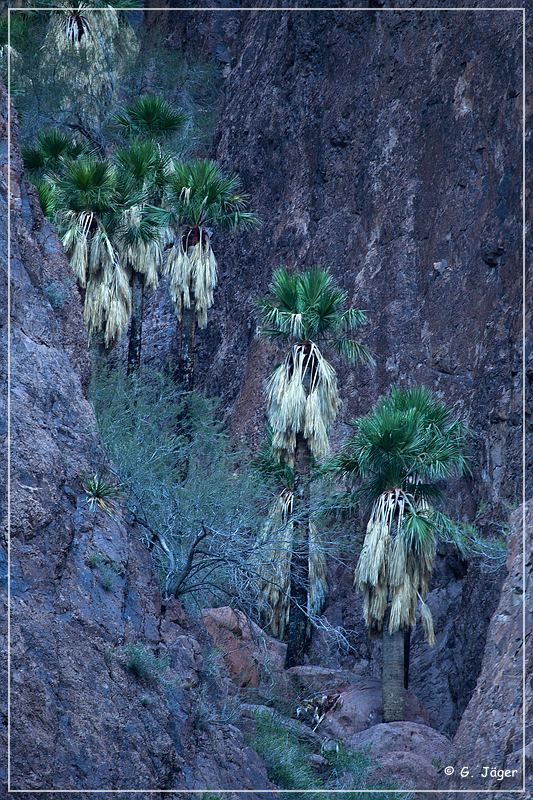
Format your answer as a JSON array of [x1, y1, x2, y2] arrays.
[[201, 607, 286, 688], [348, 721, 453, 790], [320, 677, 432, 741], [449, 502, 532, 794]]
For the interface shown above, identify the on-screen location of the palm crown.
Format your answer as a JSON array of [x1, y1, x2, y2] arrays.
[[22, 129, 86, 179], [114, 95, 188, 142], [164, 159, 259, 328], [333, 385, 472, 645], [259, 267, 374, 462]]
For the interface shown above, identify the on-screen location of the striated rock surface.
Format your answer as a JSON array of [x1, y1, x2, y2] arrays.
[[449, 501, 532, 794], [0, 83, 272, 795]]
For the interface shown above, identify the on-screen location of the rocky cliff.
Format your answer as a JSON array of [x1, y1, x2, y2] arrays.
[[450, 501, 531, 795], [141, 3, 529, 735], [0, 82, 271, 795]]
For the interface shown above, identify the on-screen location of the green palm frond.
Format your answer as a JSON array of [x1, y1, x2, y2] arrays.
[[259, 267, 372, 356], [35, 181, 57, 219], [165, 158, 259, 230], [114, 95, 188, 140], [55, 156, 116, 215], [22, 129, 84, 178], [260, 267, 372, 463], [115, 140, 160, 183], [164, 159, 258, 326], [334, 337, 375, 364]]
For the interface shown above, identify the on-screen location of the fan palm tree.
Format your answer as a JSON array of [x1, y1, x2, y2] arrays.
[[40, 1, 139, 136], [113, 97, 187, 372], [114, 140, 173, 372], [332, 385, 472, 721], [50, 154, 166, 352], [52, 156, 132, 346], [258, 267, 374, 667], [164, 159, 259, 389]]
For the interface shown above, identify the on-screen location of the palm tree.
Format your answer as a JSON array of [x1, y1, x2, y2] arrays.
[[113, 97, 187, 373], [113, 140, 172, 372], [39, 1, 139, 138], [112, 183, 168, 372], [164, 159, 259, 389], [21, 129, 86, 180], [258, 267, 374, 667], [53, 156, 132, 347], [332, 385, 471, 721]]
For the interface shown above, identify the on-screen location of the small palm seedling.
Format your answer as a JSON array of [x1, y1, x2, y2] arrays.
[[164, 159, 259, 388], [332, 385, 472, 721], [83, 472, 123, 515], [259, 267, 373, 666]]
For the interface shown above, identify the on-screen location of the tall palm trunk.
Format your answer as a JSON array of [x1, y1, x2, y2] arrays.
[[127, 270, 144, 375], [382, 608, 406, 721], [404, 628, 411, 689], [285, 433, 311, 668], [179, 301, 196, 391]]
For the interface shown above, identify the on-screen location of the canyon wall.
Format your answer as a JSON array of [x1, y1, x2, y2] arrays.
[[142, 2, 529, 734], [0, 82, 271, 795]]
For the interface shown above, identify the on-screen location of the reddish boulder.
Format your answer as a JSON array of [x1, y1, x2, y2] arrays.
[[201, 607, 286, 688], [348, 721, 452, 790]]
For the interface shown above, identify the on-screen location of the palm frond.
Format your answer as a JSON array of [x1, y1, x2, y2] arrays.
[[115, 95, 188, 140]]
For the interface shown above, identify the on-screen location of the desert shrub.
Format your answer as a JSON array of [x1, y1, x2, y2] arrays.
[[90, 367, 272, 616], [118, 643, 170, 682], [247, 711, 411, 799], [43, 279, 73, 309], [87, 550, 124, 592]]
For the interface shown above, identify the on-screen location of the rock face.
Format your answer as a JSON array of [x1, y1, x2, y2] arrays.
[[149, 4, 529, 735], [0, 84, 272, 795], [449, 501, 532, 794]]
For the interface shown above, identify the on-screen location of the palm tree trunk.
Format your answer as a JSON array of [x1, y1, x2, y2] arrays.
[[127, 270, 144, 375], [284, 433, 310, 669], [180, 304, 196, 391], [382, 611, 406, 721], [404, 628, 411, 689]]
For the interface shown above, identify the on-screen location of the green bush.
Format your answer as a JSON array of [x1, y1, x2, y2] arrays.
[[118, 643, 170, 682], [87, 550, 124, 592], [43, 279, 72, 309], [247, 711, 411, 800], [90, 367, 271, 614]]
